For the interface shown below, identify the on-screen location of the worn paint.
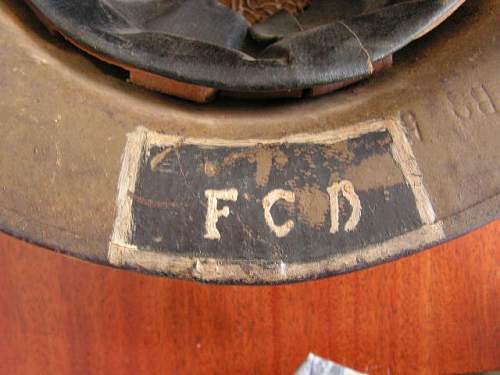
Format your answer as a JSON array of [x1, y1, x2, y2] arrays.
[[108, 119, 443, 282]]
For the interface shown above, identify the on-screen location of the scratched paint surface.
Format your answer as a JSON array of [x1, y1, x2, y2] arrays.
[[128, 130, 423, 262]]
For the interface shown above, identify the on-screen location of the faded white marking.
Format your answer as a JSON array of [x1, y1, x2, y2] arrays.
[[145, 120, 387, 148], [108, 118, 442, 281], [279, 261, 287, 276], [387, 120, 436, 224], [263, 189, 295, 238], [327, 180, 362, 234], [110, 128, 147, 251], [204, 188, 238, 240], [109, 222, 445, 283]]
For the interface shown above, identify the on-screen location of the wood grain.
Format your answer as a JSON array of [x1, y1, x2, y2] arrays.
[[0, 221, 498, 374]]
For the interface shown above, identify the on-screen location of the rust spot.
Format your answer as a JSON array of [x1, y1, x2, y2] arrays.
[[296, 186, 329, 228], [274, 150, 289, 169], [204, 160, 220, 177], [224, 150, 255, 166], [224, 146, 289, 187], [254, 148, 273, 187], [344, 153, 404, 191], [321, 143, 355, 163]]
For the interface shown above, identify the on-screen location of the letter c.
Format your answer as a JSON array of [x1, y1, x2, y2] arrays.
[[262, 189, 295, 238]]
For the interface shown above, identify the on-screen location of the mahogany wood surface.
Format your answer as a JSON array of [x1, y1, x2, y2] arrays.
[[0, 221, 498, 375]]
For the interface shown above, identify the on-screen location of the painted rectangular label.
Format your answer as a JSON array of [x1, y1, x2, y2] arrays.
[[109, 120, 442, 282]]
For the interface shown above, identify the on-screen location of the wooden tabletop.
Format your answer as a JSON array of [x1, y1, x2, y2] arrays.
[[1, 221, 498, 374]]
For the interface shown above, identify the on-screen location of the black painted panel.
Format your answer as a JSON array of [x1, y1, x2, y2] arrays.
[[129, 131, 423, 263]]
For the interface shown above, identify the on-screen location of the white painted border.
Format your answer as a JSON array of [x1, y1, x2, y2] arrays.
[[108, 118, 444, 282], [110, 223, 444, 283], [110, 128, 147, 251]]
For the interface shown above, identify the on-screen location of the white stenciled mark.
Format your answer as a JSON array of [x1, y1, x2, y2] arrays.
[[204, 189, 238, 240], [263, 189, 295, 238], [388, 120, 436, 224], [279, 261, 287, 276], [327, 180, 362, 234], [109, 121, 443, 282]]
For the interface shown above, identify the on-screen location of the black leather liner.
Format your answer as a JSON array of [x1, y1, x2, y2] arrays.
[[27, 0, 464, 91]]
